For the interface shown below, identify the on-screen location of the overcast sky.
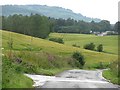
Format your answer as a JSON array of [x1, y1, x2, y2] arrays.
[[1, 0, 119, 24]]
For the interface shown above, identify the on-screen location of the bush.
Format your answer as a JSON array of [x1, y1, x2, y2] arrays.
[[84, 43, 95, 50], [72, 44, 80, 48], [49, 38, 64, 44], [97, 44, 103, 52], [72, 51, 85, 68]]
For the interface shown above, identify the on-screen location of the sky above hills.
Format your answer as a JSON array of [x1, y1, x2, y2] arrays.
[[0, 0, 119, 24]]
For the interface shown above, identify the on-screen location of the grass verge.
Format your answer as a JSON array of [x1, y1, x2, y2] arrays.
[[102, 61, 119, 85], [103, 69, 119, 85], [2, 57, 33, 88]]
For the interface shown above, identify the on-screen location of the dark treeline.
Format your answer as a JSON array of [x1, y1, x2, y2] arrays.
[[113, 21, 120, 33], [2, 14, 52, 38], [2, 14, 119, 39], [52, 18, 117, 34]]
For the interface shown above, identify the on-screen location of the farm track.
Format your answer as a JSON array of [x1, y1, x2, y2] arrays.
[[25, 69, 119, 88]]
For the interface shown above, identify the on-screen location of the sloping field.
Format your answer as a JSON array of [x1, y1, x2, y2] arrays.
[[2, 30, 117, 68], [49, 33, 118, 55]]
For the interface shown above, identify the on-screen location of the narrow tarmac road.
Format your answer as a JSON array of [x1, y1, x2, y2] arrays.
[[25, 69, 119, 88]]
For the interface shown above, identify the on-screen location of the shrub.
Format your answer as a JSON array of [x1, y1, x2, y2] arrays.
[[84, 43, 95, 50], [72, 44, 80, 48], [72, 51, 85, 68], [97, 44, 103, 52], [49, 38, 64, 44]]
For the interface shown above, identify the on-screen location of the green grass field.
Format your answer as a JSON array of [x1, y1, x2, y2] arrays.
[[2, 30, 118, 68], [2, 30, 118, 87], [49, 33, 118, 55]]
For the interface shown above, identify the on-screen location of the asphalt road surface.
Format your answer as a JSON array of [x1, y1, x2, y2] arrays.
[[25, 69, 119, 88]]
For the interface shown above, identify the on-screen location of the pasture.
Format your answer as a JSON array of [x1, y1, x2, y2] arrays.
[[2, 30, 118, 69], [49, 33, 118, 55]]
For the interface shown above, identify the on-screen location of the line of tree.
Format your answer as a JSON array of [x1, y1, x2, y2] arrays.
[[49, 38, 64, 44], [2, 14, 119, 39], [2, 14, 52, 39], [83, 42, 103, 52], [49, 18, 119, 34]]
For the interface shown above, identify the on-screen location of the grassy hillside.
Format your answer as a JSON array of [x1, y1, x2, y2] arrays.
[[49, 33, 118, 55], [2, 30, 118, 87], [2, 30, 117, 68]]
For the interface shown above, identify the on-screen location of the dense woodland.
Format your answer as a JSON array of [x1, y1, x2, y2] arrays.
[[2, 14, 119, 38], [2, 14, 51, 38]]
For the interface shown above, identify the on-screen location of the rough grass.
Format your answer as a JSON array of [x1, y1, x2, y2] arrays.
[[2, 57, 33, 88], [49, 33, 118, 55]]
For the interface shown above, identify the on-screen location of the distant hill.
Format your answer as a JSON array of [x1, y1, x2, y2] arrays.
[[1, 5, 101, 22]]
